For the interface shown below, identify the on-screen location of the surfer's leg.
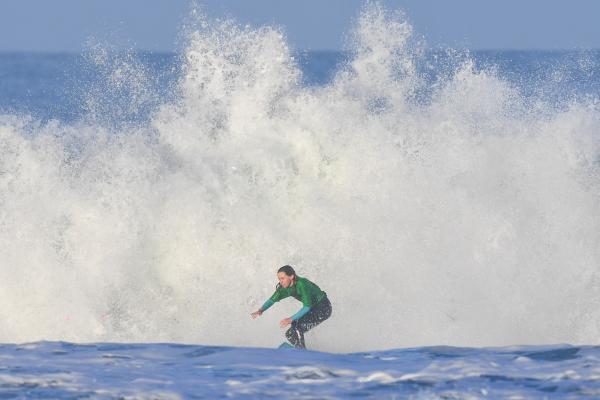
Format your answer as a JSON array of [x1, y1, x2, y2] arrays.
[[295, 298, 332, 346], [300, 297, 332, 331], [285, 321, 305, 349]]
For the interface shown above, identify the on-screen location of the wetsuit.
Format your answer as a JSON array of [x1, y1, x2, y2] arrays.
[[259, 276, 332, 349]]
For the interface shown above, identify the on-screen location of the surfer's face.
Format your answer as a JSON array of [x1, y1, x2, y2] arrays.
[[277, 272, 294, 288]]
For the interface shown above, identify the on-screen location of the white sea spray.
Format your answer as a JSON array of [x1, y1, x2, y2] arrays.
[[0, 4, 598, 351]]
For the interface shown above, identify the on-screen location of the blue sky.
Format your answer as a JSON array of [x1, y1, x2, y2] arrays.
[[1, 0, 599, 52]]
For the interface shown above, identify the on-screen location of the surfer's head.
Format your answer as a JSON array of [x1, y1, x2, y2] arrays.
[[277, 265, 296, 288]]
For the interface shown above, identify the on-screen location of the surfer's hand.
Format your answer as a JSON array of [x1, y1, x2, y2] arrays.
[[251, 310, 262, 319], [279, 317, 292, 328]]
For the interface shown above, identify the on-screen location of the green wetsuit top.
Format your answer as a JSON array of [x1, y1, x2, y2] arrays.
[[260, 276, 327, 321]]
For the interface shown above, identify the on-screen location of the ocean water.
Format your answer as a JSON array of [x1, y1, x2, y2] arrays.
[[0, 3, 599, 398], [1, 342, 600, 398]]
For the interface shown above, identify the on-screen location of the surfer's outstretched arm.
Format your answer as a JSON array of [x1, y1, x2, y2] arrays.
[[260, 299, 275, 312], [251, 299, 275, 319]]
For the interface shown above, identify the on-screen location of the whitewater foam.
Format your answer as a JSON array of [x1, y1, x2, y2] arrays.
[[0, 3, 598, 351]]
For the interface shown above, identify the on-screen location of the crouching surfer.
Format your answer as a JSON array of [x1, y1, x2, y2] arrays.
[[251, 265, 332, 349]]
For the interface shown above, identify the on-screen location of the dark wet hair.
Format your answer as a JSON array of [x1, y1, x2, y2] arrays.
[[278, 265, 296, 277], [276, 265, 296, 290]]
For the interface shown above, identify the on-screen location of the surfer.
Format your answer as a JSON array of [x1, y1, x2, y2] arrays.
[[251, 265, 332, 349]]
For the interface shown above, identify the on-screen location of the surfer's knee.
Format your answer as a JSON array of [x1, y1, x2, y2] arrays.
[[285, 328, 295, 341]]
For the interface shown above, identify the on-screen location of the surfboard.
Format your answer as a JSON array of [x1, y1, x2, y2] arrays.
[[278, 342, 295, 349]]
